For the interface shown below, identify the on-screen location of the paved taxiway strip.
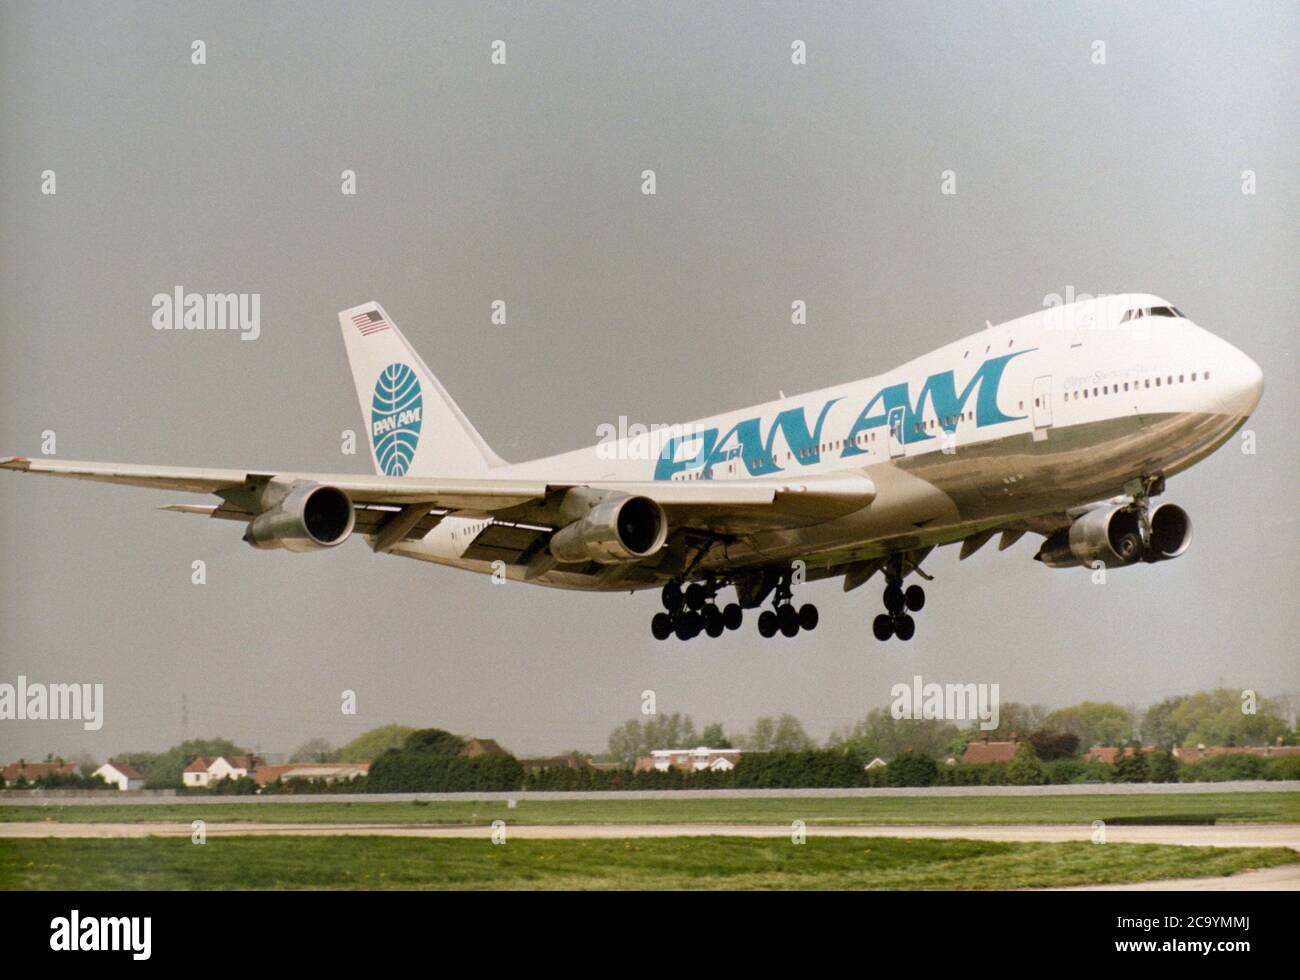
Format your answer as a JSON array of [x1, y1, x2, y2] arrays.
[[3, 821, 1298, 849], [1050, 864, 1300, 891]]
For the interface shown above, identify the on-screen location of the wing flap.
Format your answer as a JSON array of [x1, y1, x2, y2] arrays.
[[460, 522, 553, 564]]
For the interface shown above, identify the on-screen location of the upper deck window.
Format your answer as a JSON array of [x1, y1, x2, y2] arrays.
[[1120, 306, 1185, 322]]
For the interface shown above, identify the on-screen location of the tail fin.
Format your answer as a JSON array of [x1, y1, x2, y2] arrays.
[[338, 302, 507, 477]]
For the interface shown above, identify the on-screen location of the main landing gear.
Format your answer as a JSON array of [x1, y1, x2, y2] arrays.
[[651, 570, 818, 642], [652, 581, 743, 641], [872, 556, 926, 642], [755, 571, 818, 640]]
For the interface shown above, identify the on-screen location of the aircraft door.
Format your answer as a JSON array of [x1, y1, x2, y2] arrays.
[[887, 406, 906, 458], [1032, 375, 1053, 436]]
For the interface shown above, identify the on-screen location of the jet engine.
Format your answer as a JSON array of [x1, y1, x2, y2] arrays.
[[549, 492, 667, 564], [243, 481, 356, 551], [1143, 503, 1192, 562], [1035, 502, 1191, 569]]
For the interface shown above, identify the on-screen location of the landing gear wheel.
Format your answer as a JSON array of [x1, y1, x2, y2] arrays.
[[675, 611, 702, 640], [883, 584, 905, 614], [661, 583, 683, 612], [904, 584, 926, 612], [778, 604, 800, 637], [757, 609, 778, 638], [651, 613, 673, 641], [702, 605, 724, 638], [684, 583, 708, 611], [872, 613, 895, 641], [798, 604, 819, 631], [894, 614, 915, 641], [722, 603, 743, 631]]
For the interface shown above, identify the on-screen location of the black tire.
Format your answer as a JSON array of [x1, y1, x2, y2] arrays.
[[894, 614, 915, 641], [778, 604, 800, 637], [661, 583, 683, 612], [798, 603, 819, 631], [884, 584, 905, 614], [651, 613, 673, 641], [702, 604, 723, 633], [685, 583, 707, 611], [675, 612, 702, 640], [704, 615, 725, 638], [872, 614, 894, 641], [722, 603, 743, 630], [757, 610, 778, 638], [904, 584, 926, 612]]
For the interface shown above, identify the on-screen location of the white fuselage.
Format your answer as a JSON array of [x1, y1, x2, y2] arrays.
[[394, 293, 1263, 589]]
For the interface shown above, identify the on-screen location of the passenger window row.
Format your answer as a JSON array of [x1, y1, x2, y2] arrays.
[[674, 428, 892, 478], [744, 430, 882, 470], [914, 410, 974, 435], [1064, 370, 1209, 401]]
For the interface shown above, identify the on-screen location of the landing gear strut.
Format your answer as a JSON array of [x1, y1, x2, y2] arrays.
[[1127, 472, 1166, 552], [755, 568, 818, 640], [872, 555, 926, 642], [652, 580, 743, 641]]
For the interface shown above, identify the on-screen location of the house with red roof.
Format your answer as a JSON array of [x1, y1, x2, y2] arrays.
[[254, 762, 369, 787], [182, 754, 266, 788], [960, 739, 1020, 764], [93, 760, 145, 791], [1, 759, 77, 785]]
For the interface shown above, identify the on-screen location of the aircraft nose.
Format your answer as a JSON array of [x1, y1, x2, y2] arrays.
[[1216, 342, 1264, 418]]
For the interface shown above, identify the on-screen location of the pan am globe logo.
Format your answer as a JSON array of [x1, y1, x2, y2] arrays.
[[371, 363, 423, 476]]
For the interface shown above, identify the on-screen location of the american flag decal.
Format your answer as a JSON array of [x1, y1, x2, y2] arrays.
[[351, 309, 390, 336]]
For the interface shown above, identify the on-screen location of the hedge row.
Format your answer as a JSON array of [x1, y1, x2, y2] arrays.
[[1179, 754, 1300, 782], [523, 766, 732, 791], [365, 753, 523, 793], [14, 750, 1291, 794], [521, 752, 1299, 791]]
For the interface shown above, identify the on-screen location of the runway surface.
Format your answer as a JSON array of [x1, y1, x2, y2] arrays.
[[4, 820, 1298, 849]]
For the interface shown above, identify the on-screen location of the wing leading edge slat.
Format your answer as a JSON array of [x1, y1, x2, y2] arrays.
[[5, 457, 875, 537]]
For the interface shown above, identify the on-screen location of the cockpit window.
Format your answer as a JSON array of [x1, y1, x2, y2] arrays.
[[1121, 306, 1184, 322]]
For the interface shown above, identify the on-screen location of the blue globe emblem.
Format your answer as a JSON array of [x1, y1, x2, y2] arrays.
[[371, 363, 423, 476]]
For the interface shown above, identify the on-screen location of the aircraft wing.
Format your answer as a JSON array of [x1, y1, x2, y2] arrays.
[[0, 456, 875, 535]]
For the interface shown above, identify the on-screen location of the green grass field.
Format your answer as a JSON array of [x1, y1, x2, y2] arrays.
[[2, 791, 1296, 827], [3, 835, 1296, 890]]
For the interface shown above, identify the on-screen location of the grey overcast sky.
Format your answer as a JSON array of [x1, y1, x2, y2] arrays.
[[1, 1, 1296, 762]]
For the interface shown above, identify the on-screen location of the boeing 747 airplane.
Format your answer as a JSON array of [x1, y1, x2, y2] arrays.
[[1, 294, 1263, 642]]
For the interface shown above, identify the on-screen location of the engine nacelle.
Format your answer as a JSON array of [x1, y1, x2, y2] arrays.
[[549, 493, 667, 564], [1035, 504, 1144, 569], [1036, 502, 1193, 569], [243, 481, 356, 552], [1143, 503, 1192, 562]]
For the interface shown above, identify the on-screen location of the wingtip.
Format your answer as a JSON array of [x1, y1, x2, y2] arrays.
[[0, 456, 31, 470]]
